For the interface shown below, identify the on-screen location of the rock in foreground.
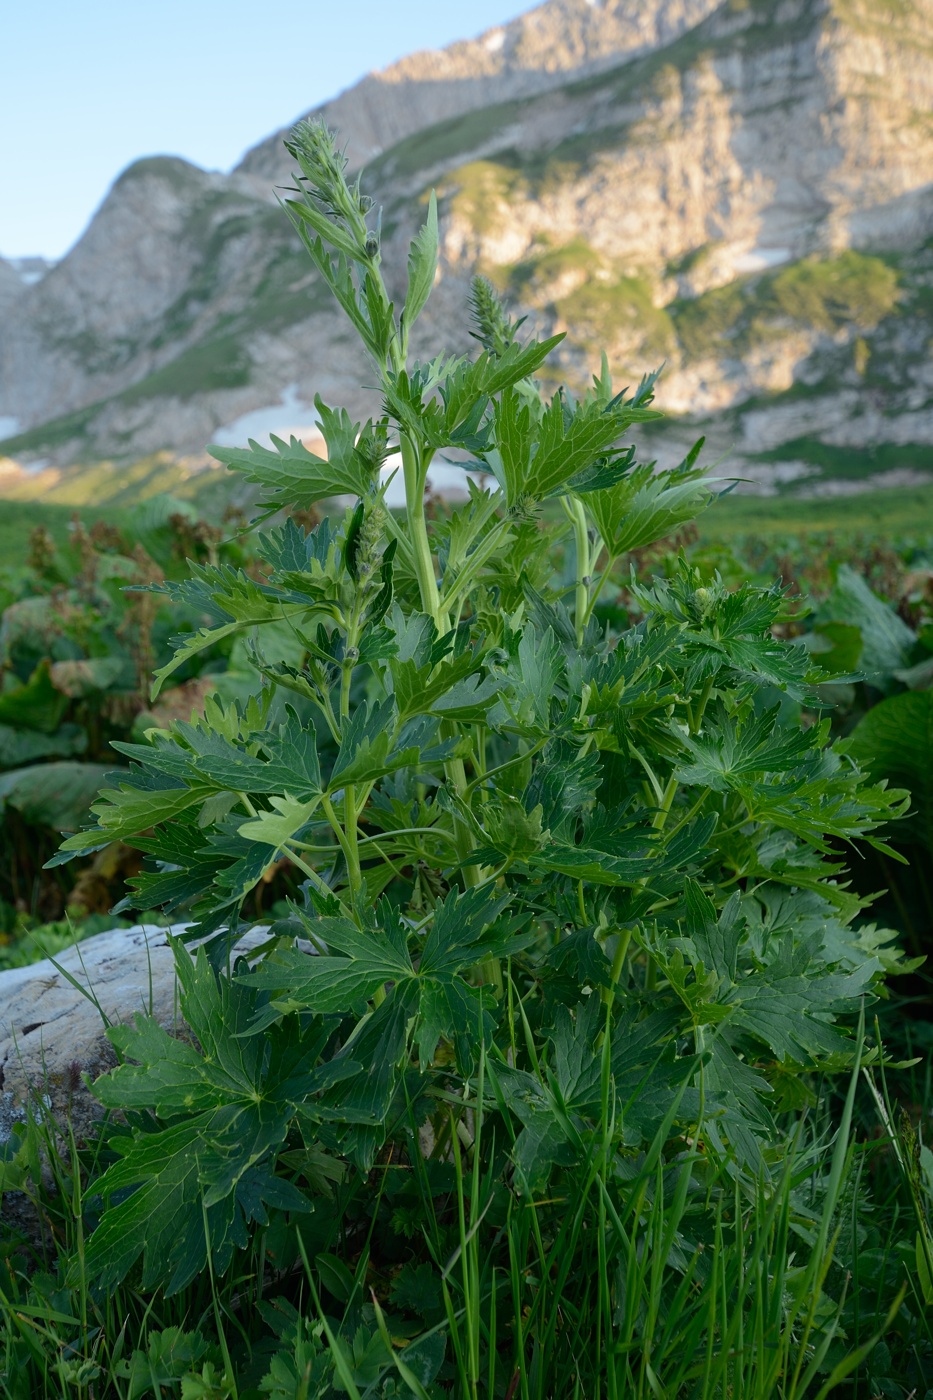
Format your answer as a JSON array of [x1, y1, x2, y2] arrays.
[[0, 922, 268, 1148]]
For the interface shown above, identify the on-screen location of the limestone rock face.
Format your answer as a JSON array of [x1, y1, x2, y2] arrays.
[[0, 922, 269, 1148], [240, 0, 725, 185], [1, 0, 932, 495]]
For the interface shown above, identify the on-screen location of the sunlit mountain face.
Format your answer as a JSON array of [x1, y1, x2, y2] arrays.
[[1, 0, 932, 504]]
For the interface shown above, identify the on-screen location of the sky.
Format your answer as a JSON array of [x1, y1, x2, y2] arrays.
[[1, 0, 532, 262]]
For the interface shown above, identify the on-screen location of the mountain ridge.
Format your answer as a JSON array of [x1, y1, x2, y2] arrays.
[[1, 0, 932, 500]]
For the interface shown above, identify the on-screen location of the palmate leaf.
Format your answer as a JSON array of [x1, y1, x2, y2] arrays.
[[523, 813, 716, 886], [150, 565, 311, 697], [487, 387, 655, 507], [744, 762, 909, 855], [492, 1001, 690, 1187], [489, 626, 565, 734], [128, 819, 228, 910], [667, 879, 877, 1070], [391, 644, 496, 725], [581, 625, 681, 716], [674, 704, 815, 792], [53, 768, 217, 861], [429, 336, 565, 445], [726, 967, 866, 1063], [329, 699, 420, 788], [79, 948, 318, 1293], [524, 741, 601, 841], [244, 888, 516, 1073], [117, 708, 323, 804]]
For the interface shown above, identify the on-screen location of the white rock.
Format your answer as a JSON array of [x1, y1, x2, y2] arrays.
[[0, 921, 270, 1147]]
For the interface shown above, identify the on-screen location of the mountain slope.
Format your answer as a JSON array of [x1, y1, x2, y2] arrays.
[[1, 0, 932, 498]]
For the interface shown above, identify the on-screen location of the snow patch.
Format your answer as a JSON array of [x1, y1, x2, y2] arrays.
[[485, 28, 505, 52], [0, 417, 21, 441], [213, 390, 492, 505], [734, 247, 791, 274], [378, 455, 493, 509], [6, 257, 54, 286], [212, 385, 321, 449]]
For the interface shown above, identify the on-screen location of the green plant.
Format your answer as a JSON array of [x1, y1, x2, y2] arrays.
[[0, 498, 259, 930], [38, 120, 915, 1393]]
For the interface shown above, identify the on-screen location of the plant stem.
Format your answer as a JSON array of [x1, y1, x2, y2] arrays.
[[401, 432, 445, 630], [567, 496, 591, 647], [398, 426, 500, 986], [440, 511, 509, 618], [321, 794, 361, 900]]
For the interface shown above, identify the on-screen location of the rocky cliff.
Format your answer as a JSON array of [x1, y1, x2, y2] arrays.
[[1, 0, 932, 499]]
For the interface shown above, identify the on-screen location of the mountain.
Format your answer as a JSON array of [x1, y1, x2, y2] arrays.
[[1, 0, 932, 501]]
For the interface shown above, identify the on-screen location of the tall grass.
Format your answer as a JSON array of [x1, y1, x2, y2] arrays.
[[2, 1016, 922, 1399]]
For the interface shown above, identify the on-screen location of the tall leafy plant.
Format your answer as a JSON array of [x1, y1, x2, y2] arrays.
[[53, 122, 909, 1312]]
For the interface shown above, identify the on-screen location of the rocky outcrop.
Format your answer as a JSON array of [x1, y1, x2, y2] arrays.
[[239, 0, 725, 185], [0, 0, 932, 496], [0, 922, 270, 1149]]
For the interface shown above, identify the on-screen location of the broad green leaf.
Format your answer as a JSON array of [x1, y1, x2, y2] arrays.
[[242, 922, 413, 1014], [56, 771, 215, 856], [81, 947, 315, 1292], [0, 761, 117, 832], [0, 721, 86, 769], [0, 659, 69, 733], [238, 794, 322, 850], [847, 689, 933, 853], [329, 701, 419, 788], [210, 429, 368, 512], [675, 705, 814, 792], [815, 564, 915, 689]]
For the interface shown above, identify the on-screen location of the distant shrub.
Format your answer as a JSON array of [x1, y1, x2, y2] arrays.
[[772, 250, 899, 332]]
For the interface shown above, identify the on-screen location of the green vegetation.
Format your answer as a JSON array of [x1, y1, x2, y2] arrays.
[[0, 402, 99, 458], [558, 271, 675, 361], [442, 158, 528, 238], [0, 500, 131, 565], [772, 251, 900, 332], [670, 251, 901, 360], [377, 100, 530, 184], [0, 498, 266, 934], [120, 334, 253, 404], [701, 476, 933, 538], [498, 238, 675, 372], [3, 120, 932, 1399], [749, 436, 933, 483]]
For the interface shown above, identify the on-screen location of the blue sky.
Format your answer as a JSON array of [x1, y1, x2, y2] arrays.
[[1, 0, 530, 261]]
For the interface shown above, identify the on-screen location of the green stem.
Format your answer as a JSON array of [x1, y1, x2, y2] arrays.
[[321, 794, 361, 900], [308, 825, 460, 852], [652, 775, 679, 832], [401, 432, 445, 629], [284, 846, 349, 912], [399, 408, 498, 985], [604, 926, 632, 1006], [689, 675, 714, 735], [567, 496, 591, 647], [337, 601, 365, 901], [582, 546, 613, 626], [439, 510, 509, 618]]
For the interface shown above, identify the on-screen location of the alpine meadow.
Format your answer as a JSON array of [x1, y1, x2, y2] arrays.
[[3, 118, 933, 1400]]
